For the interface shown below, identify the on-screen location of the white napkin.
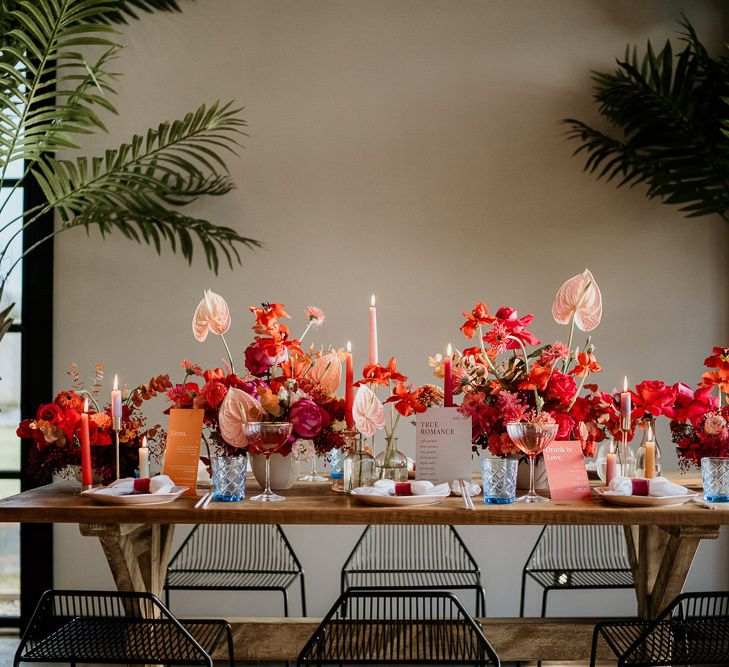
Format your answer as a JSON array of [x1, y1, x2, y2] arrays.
[[605, 476, 690, 497], [449, 480, 481, 497], [351, 479, 451, 497], [94, 475, 175, 496]]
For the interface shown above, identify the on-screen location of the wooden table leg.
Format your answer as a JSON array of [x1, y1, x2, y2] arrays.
[[624, 524, 721, 618], [79, 523, 175, 598]]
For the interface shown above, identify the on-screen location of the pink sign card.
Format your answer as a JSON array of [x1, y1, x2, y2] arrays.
[[542, 440, 591, 500]]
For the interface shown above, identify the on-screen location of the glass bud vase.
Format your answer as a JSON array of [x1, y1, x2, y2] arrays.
[[375, 437, 408, 482], [329, 446, 345, 492], [343, 430, 375, 493], [635, 417, 662, 478]]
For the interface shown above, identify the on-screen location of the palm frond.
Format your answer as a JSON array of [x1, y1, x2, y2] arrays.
[[0, 0, 121, 173], [563, 17, 729, 221], [31, 101, 254, 272]]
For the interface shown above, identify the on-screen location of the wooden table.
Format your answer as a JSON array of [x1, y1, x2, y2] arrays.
[[0, 479, 724, 662]]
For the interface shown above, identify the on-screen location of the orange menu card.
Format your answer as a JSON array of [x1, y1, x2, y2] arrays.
[[162, 408, 204, 496], [542, 440, 591, 500]]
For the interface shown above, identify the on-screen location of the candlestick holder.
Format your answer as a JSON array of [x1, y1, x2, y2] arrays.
[[617, 417, 635, 478], [113, 416, 121, 481]]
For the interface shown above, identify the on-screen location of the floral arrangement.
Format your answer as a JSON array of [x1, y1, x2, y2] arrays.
[[17, 364, 170, 484], [444, 270, 606, 458], [352, 357, 443, 466], [670, 347, 727, 469], [165, 291, 346, 460]]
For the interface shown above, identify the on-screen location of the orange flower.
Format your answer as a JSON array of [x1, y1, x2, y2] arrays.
[[358, 357, 407, 386], [460, 302, 493, 339], [256, 385, 284, 417], [700, 368, 729, 394], [250, 303, 290, 336], [570, 352, 602, 378], [385, 383, 426, 417], [705, 347, 729, 372], [517, 364, 550, 391], [90, 412, 112, 431]]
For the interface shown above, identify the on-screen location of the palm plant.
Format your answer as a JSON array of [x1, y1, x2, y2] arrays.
[[564, 17, 729, 223], [0, 0, 259, 342]]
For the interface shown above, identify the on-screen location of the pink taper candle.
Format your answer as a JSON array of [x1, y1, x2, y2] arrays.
[[444, 343, 454, 407], [620, 376, 631, 425], [345, 341, 354, 429], [80, 397, 92, 487], [111, 374, 122, 429], [605, 452, 617, 485], [369, 294, 378, 365]]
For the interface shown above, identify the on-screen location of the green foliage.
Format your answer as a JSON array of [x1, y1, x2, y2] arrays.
[[564, 17, 729, 221], [0, 0, 259, 342]]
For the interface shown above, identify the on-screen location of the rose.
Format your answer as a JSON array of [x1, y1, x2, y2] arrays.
[[290, 398, 324, 438], [36, 403, 65, 426], [244, 342, 279, 376], [200, 380, 227, 408], [633, 380, 677, 418], [546, 371, 577, 406], [551, 412, 575, 440]]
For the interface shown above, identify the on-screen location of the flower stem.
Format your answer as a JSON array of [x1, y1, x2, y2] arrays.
[[220, 334, 235, 375]]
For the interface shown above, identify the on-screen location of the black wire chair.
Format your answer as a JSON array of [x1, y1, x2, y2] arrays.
[[13, 589, 234, 666], [520, 525, 634, 617], [341, 525, 487, 616], [297, 589, 501, 666], [590, 590, 729, 666], [164, 523, 307, 616]]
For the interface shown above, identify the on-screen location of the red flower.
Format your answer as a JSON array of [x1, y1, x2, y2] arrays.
[[36, 403, 65, 426], [166, 382, 200, 408], [700, 368, 729, 394], [551, 412, 575, 440], [181, 359, 203, 376], [203, 368, 226, 384], [53, 391, 84, 411], [201, 381, 227, 408], [673, 383, 718, 427], [460, 302, 492, 339], [516, 364, 550, 392], [491, 307, 541, 348], [570, 352, 602, 378], [484, 322, 511, 353], [290, 398, 324, 439], [704, 347, 729, 371], [385, 383, 426, 417], [357, 357, 408, 387], [546, 371, 577, 406], [632, 380, 677, 418]]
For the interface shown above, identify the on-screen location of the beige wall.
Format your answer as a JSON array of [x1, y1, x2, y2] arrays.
[[54, 0, 729, 617]]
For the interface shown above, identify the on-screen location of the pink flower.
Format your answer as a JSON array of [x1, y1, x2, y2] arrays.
[[244, 341, 288, 376], [484, 322, 510, 353], [491, 307, 541, 348], [552, 269, 602, 332], [290, 398, 324, 439], [218, 387, 265, 448], [352, 384, 385, 437], [673, 383, 718, 427], [540, 342, 570, 365], [305, 306, 326, 328], [192, 290, 231, 342]]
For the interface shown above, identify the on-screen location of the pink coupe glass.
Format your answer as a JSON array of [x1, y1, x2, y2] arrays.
[[506, 421, 559, 503], [244, 421, 293, 502]]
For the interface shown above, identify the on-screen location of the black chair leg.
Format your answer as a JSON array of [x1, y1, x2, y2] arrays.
[[282, 588, 289, 617], [477, 586, 486, 617], [540, 587, 550, 617], [300, 572, 307, 616], [519, 569, 527, 617], [165, 587, 170, 608], [225, 623, 235, 667]]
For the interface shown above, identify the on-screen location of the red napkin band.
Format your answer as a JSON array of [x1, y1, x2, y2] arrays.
[[631, 478, 649, 496], [133, 478, 152, 494], [395, 482, 412, 496]]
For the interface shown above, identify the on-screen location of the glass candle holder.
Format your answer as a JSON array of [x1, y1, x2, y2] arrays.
[[343, 430, 375, 493]]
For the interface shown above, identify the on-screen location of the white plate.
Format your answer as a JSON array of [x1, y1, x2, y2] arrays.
[[82, 486, 188, 505], [350, 493, 445, 507], [594, 486, 698, 507]]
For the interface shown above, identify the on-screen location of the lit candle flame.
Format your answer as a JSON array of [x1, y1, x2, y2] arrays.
[[623, 376, 628, 392], [446, 343, 452, 357], [83, 397, 89, 413], [113, 374, 118, 391], [370, 294, 376, 307], [346, 340, 352, 353]]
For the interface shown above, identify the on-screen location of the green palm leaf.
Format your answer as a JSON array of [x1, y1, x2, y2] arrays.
[[563, 17, 729, 221]]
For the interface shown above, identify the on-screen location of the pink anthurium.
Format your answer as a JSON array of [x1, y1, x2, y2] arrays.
[[218, 387, 264, 448], [352, 384, 385, 437], [192, 290, 231, 342], [308, 351, 341, 395], [552, 269, 602, 332]]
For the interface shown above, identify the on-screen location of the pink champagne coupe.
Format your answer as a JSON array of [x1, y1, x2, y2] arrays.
[[244, 422, 293, 502], [506, 421, 559, 503]]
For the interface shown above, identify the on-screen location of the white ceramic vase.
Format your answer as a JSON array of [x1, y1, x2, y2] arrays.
[[249, 452, 297, 490]]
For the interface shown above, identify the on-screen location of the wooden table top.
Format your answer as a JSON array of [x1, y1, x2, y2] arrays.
[[0, 478, 725, 526]]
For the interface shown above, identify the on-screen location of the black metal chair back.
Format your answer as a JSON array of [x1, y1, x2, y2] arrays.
[[520, 524, 634, 616], [341, 525, 486, 616], [14, 589, 233, 666], [165, 523, 307, 615], [590, 590, 729, 666], [297, 589, 500, 666]]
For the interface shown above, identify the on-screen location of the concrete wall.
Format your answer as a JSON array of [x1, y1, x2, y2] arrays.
[[53, 0, 729, 618]]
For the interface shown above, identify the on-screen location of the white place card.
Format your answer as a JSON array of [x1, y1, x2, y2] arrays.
[[415, 407, 472, 484]]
